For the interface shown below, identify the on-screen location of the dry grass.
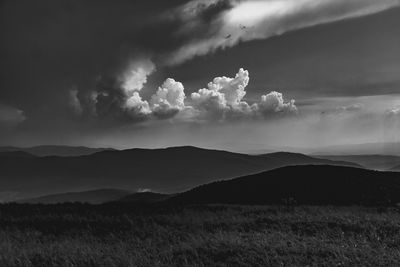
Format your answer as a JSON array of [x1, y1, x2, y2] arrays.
[[0, 203, 399, 266]]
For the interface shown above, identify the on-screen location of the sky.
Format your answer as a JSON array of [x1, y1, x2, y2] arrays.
[[1, 0, 400, 151]]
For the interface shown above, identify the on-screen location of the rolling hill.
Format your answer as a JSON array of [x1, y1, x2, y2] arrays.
[[0, 151, 36, 158], [316, 155, 400, 171], [117, 192, 172, 203], [169, 165, 400, 205], [0, 146, 360, 201], [390, 165, 400, 172], [0, 145, 114, 157], [310, 142, 400, 156], [17, 189, 132, 204]]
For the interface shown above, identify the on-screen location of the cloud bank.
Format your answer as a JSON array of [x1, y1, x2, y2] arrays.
[[90, 0, 396, 124], [84, 68, 297, 123], [81, 0, 394, 124], [50, 0, 400, 126]]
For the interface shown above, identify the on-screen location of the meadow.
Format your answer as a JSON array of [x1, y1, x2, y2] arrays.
[[0, 203, 400, 266]]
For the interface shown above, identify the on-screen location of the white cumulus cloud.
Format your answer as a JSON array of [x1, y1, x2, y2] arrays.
[[122, 58, 155, 118], [191, 69, 249, 114], [126, 92, 152, 117], [150, 78, 186, 118], [257, 91, 298, 116], [190, 68, 296, 120], [88, 67, 297, 123], [121, 58, 155, 94]]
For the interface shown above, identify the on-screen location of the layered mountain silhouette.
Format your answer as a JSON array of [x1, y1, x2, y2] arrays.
[[390, 165, 400, 172], [17, 189, 132, 204], [0, 146, 360, 201], [169, 165, 400, 205], [310, 142, 400, 156], [17, 191, 171, 205], [317, 155, 400, 171], [0, 151, 36, 158], [0, 145, 114, 157], [118, 192, 172, 203]]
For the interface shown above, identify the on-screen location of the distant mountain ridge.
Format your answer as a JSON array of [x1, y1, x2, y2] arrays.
[[169, 165, 400, 205], [316, 155, 400, 171], [390, 165, 400, 172], [0, 146, 360, 201], [17, 189, 132, 204], [117, 192, 172, 203], [309, 142, 400, 156], [0, 151, 36, 158], [0, 145, 115, 157], [17, 191, 172, 205], [242, 142, 400, 156]]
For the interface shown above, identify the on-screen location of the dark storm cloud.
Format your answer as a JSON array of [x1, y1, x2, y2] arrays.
[[88, 0, 400, 123], [0, 0, 237, 127], [2, 0, 398, 122], [1, 0, 400, 147], [130, 0, 234, 56], [93, 77, 132, 122]]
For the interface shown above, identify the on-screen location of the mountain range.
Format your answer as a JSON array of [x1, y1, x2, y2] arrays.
[[0, 146, 360, 201], [241, 142, 400, 157], [316, 155, 400, 171], [17, 189, 132, 204], [309, 142, 400, 156], [17, 165, 400, 206], [390, 165, 400, 172], [0, 145, 114, 157]]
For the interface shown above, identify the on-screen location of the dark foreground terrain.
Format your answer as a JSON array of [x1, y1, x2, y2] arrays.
[[1, 203, 400, 266]]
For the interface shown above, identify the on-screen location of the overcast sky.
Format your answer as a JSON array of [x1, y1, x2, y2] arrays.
[[1, 0, 400, 151]]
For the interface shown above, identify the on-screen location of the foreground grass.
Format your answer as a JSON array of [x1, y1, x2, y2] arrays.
[[0, 204, 400, 266]]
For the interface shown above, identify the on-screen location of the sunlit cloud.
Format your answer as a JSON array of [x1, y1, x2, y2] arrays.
[[121, 58, 155, 94], [87, 68, 297, 123], [166, 0, 400, 65]]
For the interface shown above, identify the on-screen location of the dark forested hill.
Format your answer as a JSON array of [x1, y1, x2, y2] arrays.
[[170, 165, 400, 205]]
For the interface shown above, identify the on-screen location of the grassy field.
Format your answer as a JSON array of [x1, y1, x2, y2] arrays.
[[0, 203, 400, 266]]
